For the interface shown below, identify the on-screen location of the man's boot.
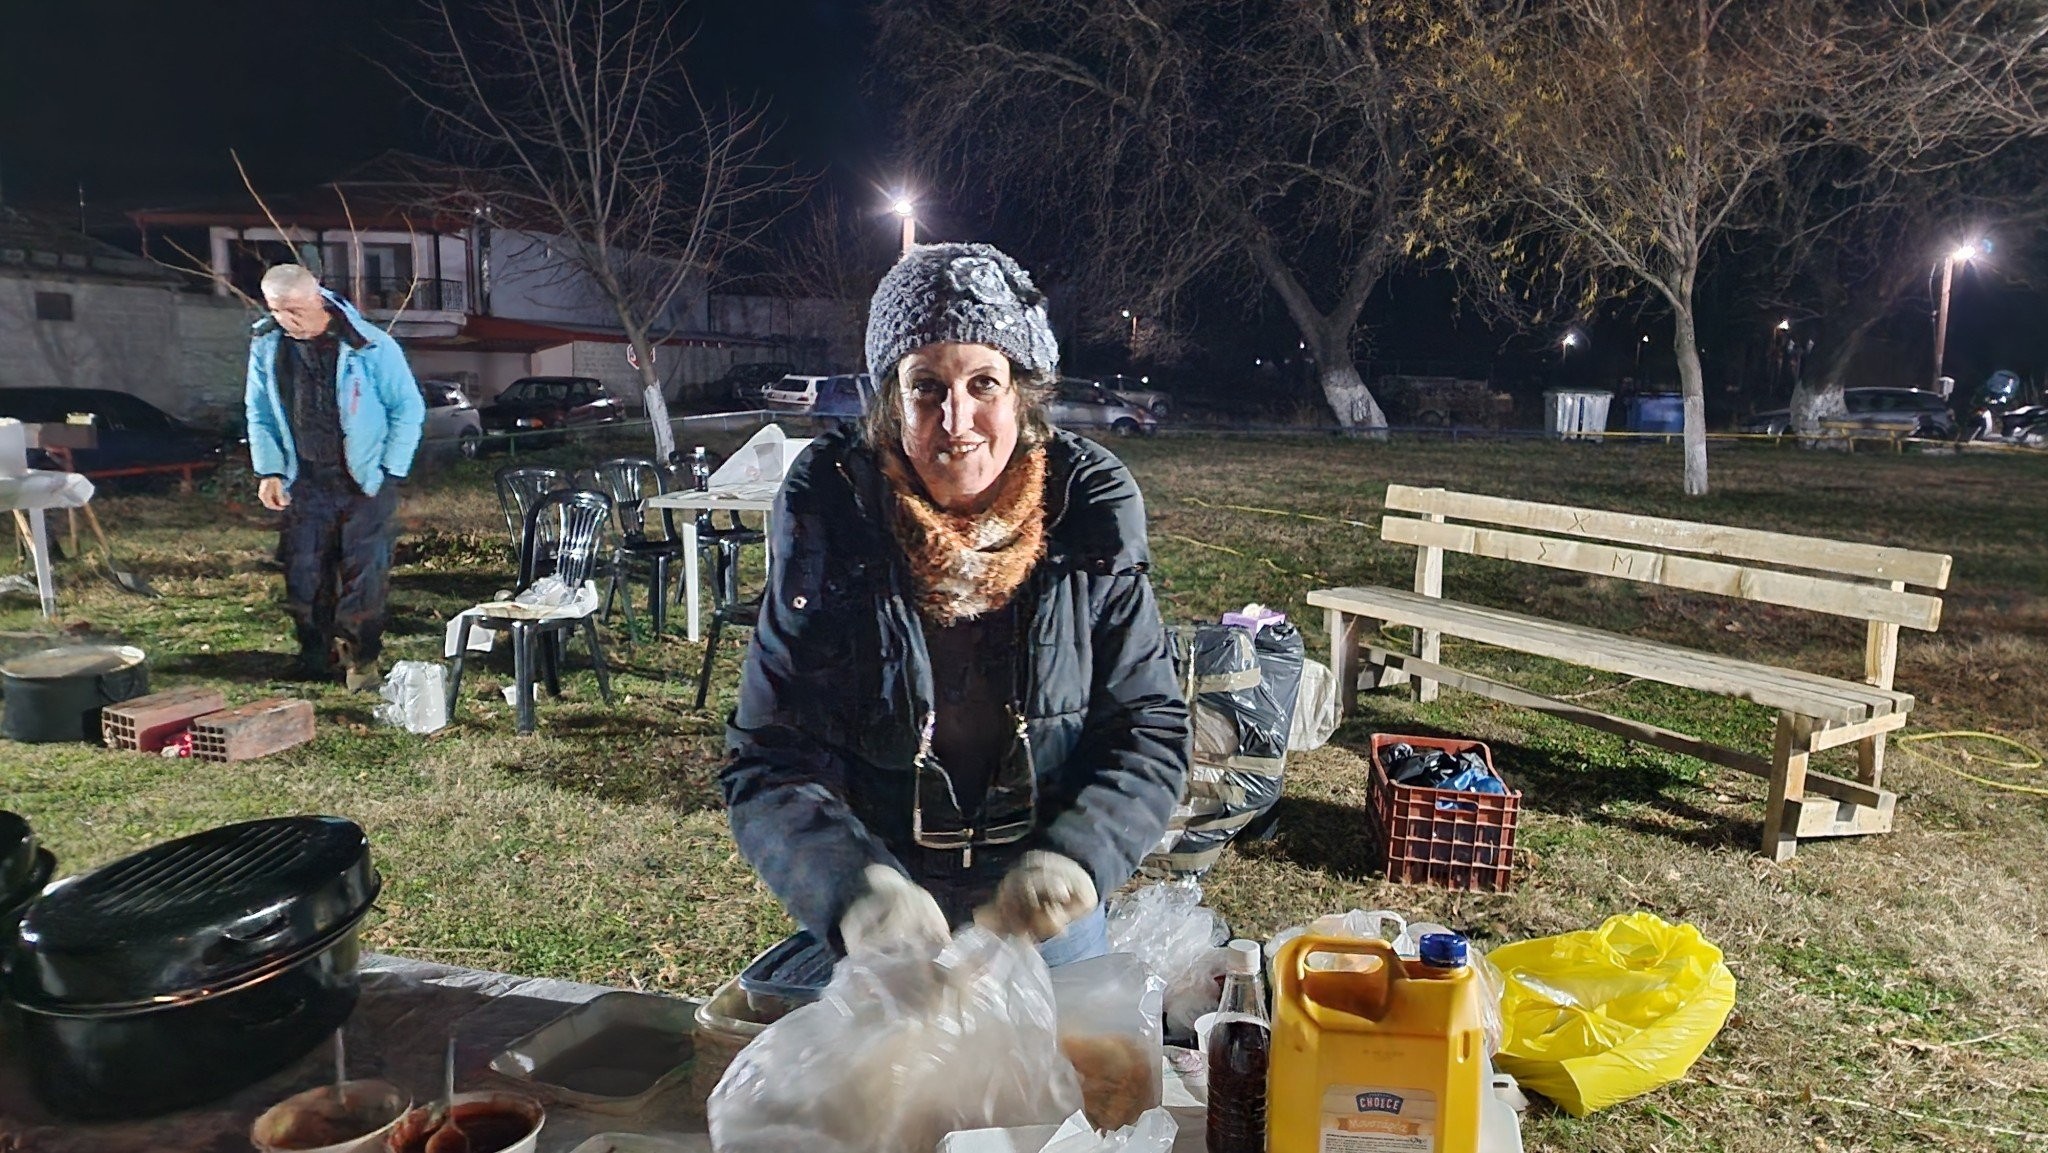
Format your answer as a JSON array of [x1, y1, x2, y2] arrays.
[[336, 637, 381, 693], [291, 624, 332, 682]]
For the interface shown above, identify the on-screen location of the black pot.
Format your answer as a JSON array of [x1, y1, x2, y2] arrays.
[[0, 645, 149, 743], [3, 816, 379, 1120]]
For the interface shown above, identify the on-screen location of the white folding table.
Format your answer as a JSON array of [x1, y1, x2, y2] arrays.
[[1, 469, 95, 618], [643, 485, 778, 643]]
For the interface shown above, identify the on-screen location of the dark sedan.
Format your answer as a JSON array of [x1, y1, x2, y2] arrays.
[[481, 376, 623, 447], [0, 387, 224, 482]]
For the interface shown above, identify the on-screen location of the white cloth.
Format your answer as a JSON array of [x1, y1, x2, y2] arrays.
[[0, 469, 94, 511], [705, 423, 813, 497]]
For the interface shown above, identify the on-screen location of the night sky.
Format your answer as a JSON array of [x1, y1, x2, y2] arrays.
[[0, 0, 882, 208], [3, 0, 2041, 400]]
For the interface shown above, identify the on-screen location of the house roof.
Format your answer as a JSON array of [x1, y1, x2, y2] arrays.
[[129, 152, 477, 233], [0, 207, 179, 284]]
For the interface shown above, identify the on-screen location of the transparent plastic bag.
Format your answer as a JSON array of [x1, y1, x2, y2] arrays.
[[374, 660, 447, 734], [708, 926, 1082, 1153], [1104, 881, 1229, 1039], [1051, 955, 1164, 1129], [1487, 912, 1736, 1116]]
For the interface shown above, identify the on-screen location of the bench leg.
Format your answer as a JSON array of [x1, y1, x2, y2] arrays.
[[1326, 608, 1362, 718], [1857, 733, 1888, 789], [1763, 712, 1815, 862], [1413, 625, 1442, 704]]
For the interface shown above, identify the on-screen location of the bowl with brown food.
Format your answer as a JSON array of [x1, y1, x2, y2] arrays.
[[251, 1079, 410, 1153], [386, 1090, 545, 1153]]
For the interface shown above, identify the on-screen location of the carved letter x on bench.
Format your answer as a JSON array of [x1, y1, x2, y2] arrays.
[[1308, 485, 1952, 861]]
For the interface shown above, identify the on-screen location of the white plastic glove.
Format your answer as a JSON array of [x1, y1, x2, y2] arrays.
[[978, 851, 1099, 942], [839, 863, 949, 954]]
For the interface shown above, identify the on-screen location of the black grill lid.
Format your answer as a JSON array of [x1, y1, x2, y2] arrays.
[[0, 811, 37, 904], [7, 816, 378, 1010]]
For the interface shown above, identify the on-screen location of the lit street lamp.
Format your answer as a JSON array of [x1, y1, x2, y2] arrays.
[[890, 194, 916, 257], [1560, 331, 1582, 377], [1933, 238, 1986, 393], [1120, 308, 1139, 348]]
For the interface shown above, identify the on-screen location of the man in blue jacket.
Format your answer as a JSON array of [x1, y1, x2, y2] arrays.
[[246, 264, 426, 690]]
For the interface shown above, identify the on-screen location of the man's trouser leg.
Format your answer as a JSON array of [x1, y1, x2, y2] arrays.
[[334, 479, 401, 673], [281, 478, 347, 676]]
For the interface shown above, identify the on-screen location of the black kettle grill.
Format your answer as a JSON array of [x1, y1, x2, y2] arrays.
[[3, 815, 380, 1120]]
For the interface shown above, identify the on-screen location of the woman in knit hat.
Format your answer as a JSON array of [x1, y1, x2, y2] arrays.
[[719, 243, 1189, 978]]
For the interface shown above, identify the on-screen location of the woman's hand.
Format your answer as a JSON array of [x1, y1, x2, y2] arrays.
[[977, 851, 1098, 942], [840, 864, 949, 954]]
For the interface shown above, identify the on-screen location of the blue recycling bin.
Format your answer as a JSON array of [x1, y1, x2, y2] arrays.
[[1626, 393, 1685, 433]]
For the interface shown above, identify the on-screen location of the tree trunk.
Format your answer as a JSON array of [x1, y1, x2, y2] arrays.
[[633, 342, 678, 463], [1672, 306, 1710, 497], [1318, 360, 1388, 432]]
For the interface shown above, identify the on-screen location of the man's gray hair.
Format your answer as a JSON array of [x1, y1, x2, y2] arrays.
[[260, 263, 322, 301]]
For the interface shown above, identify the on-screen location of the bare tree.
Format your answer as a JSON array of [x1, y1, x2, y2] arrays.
[[875, 0, 1454, 430], [764, 188, 895, 333], [398, 0, 799, 461], [1426, 0, 1858, 495]]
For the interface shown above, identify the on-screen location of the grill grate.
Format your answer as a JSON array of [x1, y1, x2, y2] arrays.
[[79, 824, 312, 918]]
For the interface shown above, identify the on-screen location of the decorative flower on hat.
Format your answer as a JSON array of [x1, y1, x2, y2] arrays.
[[946, 256, 1015, 306]]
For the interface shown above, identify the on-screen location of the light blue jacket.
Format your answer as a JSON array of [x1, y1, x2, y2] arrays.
[[245, 291, 425, 496]]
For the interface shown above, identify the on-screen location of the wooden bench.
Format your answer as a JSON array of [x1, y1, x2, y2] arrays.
[[1309, 485, 1952, 861]]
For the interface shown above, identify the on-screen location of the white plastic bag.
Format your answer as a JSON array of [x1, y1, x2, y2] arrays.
[[709, 927, 1082, 1153], [374, 660, 447, 734], [1104, 882, 1230, 1041], [1288, 657, 1340, 751], [1040, 1107, 1177, 1153]]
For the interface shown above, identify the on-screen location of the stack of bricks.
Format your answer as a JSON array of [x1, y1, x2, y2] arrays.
[[101, 690, 316, 762]]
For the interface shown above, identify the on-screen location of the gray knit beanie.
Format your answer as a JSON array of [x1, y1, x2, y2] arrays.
[[865, 243, 1060, 385]]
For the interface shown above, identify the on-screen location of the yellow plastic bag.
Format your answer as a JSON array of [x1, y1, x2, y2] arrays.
[[1486, 912, 1736, 1116]]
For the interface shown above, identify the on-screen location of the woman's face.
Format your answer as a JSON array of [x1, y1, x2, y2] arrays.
[[897, 342, 1021, 514]]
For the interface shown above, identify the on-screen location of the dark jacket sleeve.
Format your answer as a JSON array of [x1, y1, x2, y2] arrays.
[[720, 482, 906, 950], [1036, 567, 1190, 899]]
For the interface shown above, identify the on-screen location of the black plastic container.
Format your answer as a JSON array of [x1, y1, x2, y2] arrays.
[[0, 645, 149, 743], [0, 811, 55, 936], [3, 816, 380, 1119]]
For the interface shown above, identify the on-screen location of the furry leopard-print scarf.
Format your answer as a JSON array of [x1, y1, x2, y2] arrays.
[[880, 445, 1048, 626]]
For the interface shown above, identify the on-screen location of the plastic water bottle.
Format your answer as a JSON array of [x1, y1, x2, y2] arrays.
[[1208, 938, 1271, 1153], [689, 446, 711, 491]]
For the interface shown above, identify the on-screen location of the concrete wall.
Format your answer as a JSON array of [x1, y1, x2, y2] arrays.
[[707, 294, 861, 373], [406, 348, 537, 404], [0, 274, 249, 426], [487, 229, 708, 332]]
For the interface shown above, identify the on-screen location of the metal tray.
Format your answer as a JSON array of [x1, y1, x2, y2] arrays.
[[489, 990, 701, 1115]]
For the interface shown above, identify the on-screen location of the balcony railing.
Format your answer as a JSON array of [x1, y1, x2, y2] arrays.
[[353, 277, 467, 313]]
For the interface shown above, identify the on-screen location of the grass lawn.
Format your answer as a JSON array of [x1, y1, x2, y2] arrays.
[[4, 431, 2045, 1151]]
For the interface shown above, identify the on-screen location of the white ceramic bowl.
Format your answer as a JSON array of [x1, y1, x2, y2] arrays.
[[250, 1079, 410, 1153]]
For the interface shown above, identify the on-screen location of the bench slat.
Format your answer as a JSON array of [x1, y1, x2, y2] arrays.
[[1318, 585, 1909, 716], [1359, 646, 1894, 809], [1308, 586, 1906, 722], [1385, 485, 1952, 589], [1383, 516, 1944, 631]]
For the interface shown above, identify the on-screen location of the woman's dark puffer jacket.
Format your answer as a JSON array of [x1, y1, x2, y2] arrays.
[[720, 428, 1190, 949]]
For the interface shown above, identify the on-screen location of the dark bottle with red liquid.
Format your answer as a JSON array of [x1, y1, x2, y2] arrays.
[[1207, 938, 1271, 1153]]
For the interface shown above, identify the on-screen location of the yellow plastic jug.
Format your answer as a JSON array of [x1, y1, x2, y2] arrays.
[[1268, 935, 1487, 1153]]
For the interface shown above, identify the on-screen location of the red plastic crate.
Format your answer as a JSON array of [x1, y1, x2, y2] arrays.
[[1368, 733, 1519, 893]]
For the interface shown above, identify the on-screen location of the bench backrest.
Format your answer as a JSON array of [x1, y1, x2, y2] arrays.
[[1381, 485, 1953, 689]]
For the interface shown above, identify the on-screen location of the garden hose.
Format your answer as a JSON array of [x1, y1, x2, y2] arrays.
[[1896, 730, 2048, 797]]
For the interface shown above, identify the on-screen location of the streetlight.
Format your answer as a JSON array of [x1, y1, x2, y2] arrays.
[[890, 194, 917, 257], [1934, 237, 1986, 392], [1120, 308, 1139, 347]]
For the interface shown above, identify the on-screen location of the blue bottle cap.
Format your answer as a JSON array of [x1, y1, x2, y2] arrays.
[[1418, 932, 1468, 969]]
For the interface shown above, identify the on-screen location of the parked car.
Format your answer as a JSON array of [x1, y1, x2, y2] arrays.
[[704, 361, 798, 405], [1741, 387, 1955, 439], [418, 378, 484, 459], [1048, 380, 1160, 437], [1096, 374, 1172, 418], [762, 374, 832, 410], [809, 374, 875, 431], [0, 387, 224, 481], [481, 376, 623, 446]]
